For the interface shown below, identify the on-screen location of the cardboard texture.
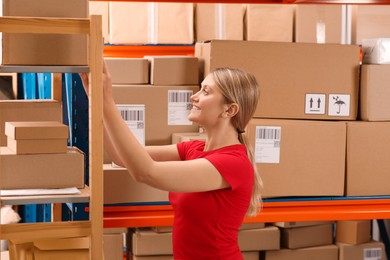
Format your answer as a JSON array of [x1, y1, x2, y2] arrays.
[[105, 58, 149, 84], [0, 100, 63, 146], [33, 237, 89, 260], [6, 137, 68, 154], [295, 4, 346, 44], [0, 146, 85, 189], [273, 221, 333, 228], [131, 228, 173, 256], [171, 132, 206, 144], [351, 5, 390, 45], [239, 222, 266, 230], [336, 220, 372, 245], [146, 56, 199, 85], [109, 2, 194, 44], [247, 119, 346, 198], [195, 4, 244, 42], [360, 64, 390, 121], [89, 1, 110, 43], [337, 241, 385, 260], [103, 164, 169, 204], [280, 223, 334, 249], [346, 121, 390, 196], [112, 85, 200, 145], [362, 38, 390, 64], [195, 40, 360, 120], [1, 0, 88, 65], [265, 245, 339, 260], [238, 226, 280, 251], [245, 4, 294, 42], [5, 121, 68, 140], [103, 233, 124, 260]]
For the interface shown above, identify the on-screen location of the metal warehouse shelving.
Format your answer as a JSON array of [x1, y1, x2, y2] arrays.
[[0, 15, 104, 259]]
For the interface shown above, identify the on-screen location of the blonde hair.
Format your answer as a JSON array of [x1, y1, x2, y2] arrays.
[[212, 67, 263, 217]]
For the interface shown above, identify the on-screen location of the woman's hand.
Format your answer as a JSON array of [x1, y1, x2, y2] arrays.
[[78, 61, 113, 100]]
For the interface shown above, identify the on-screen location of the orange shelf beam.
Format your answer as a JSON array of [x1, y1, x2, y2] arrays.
[[92, 0, 390, 4], [104, 45, 195, 58], [103, 198, 390, 228]]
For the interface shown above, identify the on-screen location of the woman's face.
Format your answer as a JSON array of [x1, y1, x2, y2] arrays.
[[188, 73, 227, 128]]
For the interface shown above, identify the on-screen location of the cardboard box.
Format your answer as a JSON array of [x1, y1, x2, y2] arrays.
[[346, 121, 390, 196], [1, 0, 88, 65], [89, 1, 110, 44], [146, 56, 199, 85], [109, 2, 194, 44], [240, 222, 266, 230], [362, 38, 390, 64], [338, 241, 385, 260], [295, 4, 347, 44], [238, 226, 280, 251], [130, 228, 173, 256], [103, 233, 124, 260], [6, 138, 68, 155], [265, 245, 339, 260], [112, 85, 200, 145], [351, 5, 390, 45], [195, 3, 244, 42], [195, 40, 360, 120], [247, 119, 346, 198], [171, 132, 206, 144], [0, 146, 85, 189], [336, 220, 371, 245], [105, 58, 149, 85], [242, 251, 259, 260], [103, 164, 168, 205], [33, 237, 89, 260], [273, 221, 333, 228], [281, 223, 334, 249], [0, 100, 63, 146], [245, 4, 294, 42], [360, 65, 390, 121]]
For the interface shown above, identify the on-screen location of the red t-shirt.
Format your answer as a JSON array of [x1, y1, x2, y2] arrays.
[[170, 140, 254, 259]]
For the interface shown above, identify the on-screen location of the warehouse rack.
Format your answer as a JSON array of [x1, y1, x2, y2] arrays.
[[0, 15, 104, 259]]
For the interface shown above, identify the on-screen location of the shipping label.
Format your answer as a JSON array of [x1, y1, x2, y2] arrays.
[[255, 126, 281, 164], [168, 90, 193, 125], [116, 104, 145, 145]]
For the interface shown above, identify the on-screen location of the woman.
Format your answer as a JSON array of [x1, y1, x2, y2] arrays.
[[80, 63, 262, 259]]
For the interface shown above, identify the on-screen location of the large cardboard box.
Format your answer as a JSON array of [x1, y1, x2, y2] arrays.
[[336, 220, 371, 245], [112, 85, 200, 145], [146, 56, 199, 85], [0, 100, 63, 146], [195, 40, 360, 120], [238, 226, 280, 251], [103, 233, 124, 260], [105, 58, 149, 85], [130, 228, 173, 256], [265, 245, 339, 260], [0, 146, 85, 189], [1, 0, 88, 65], [103, 164, 168, 205], [89, 1, 110, 44], [337, 241, 385, 260], [360, 65, 390, 121], [247, 119, 346, 198], [195, 3, 244, 42], [109, 2, 194, 44], [295, 4, 348, 44], [280, 223, 334, 249], [245, 4, 294, 42], [351, 5, 390, 45], [346, 121, 390, 196]]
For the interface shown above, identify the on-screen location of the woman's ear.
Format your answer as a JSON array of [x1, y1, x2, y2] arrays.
[[224, 103, 239, 118]]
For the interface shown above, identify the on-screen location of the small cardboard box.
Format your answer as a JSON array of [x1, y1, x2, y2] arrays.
[[6, 138, 68, 155], [103, 164, 168, 205], [105, 58, 149, 84], [103, 233, 124, 260], [346, 121, 390, 196], [146, 56, 199, 85], [0, 146, 85, 189], [273, 221, 333, 228], [0, 100, 63, 146], [295, 4, 347, 44], [337, 240, 385, 260], [195, 40, 360, 120], [281, 223, 334, 249], [247, 118, 346, 198], [1, 0, 88, 65], [238, 226, 280, 251], [33, 237, 89, 260], [336, 220, 371, 245], [245, 4, 294, 42], [171, 132, 206, 144], [109, 2, 194, 44], [359, 64, 390, 121], [195, 3, 244, 42], [265, 245, 339, 260], [131, 228, 173, 256]]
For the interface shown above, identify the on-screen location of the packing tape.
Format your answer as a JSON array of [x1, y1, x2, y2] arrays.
[[148, 2, 158, 44], [215, 4, 226, 40]]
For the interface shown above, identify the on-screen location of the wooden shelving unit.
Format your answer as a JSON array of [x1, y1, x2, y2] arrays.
[[0, 15, 104, 259]]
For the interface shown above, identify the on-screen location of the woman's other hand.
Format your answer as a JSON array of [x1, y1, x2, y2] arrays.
[[78, 61, 113, 100]]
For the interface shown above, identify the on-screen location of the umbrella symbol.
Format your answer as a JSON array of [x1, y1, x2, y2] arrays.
[[333, 96, 345, 114]]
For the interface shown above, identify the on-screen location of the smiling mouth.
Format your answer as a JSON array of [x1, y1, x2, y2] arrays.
[[192, 105, 200, 110]]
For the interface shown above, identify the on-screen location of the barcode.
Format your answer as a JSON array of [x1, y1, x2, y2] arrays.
[[364, 248, 382, 259], [120, 109, 144, 121], [256, 127, 281, 140], [168, 91, 192, 103]]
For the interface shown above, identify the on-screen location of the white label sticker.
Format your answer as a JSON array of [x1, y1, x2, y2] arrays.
[[255, 126, 281, 164], [328, 94, 350, 116], [364, 247, 382, 260], [305, 94, 326, 114], [116, 104, 145, 146], [168, 90, 193, 125]]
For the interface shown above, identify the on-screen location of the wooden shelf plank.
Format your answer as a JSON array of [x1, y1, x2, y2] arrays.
[[0, 65, 89, 73]]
